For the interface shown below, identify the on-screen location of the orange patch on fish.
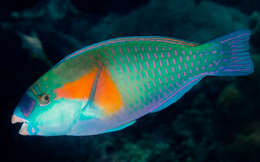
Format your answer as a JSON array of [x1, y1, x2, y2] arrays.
[[94, 69, 123, 115], [55, 68, 98, 99]]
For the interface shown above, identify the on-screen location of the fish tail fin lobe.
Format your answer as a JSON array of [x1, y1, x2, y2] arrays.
[[209, 30, 254, 76]]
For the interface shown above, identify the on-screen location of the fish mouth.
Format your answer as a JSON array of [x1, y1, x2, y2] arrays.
[[11, 114, 29, 136]]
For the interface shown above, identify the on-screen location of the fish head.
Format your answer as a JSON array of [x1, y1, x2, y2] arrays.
[[11, 72, 83, 136]]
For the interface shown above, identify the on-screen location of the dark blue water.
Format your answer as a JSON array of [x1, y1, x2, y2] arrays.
[[1, 0, 260, 161]]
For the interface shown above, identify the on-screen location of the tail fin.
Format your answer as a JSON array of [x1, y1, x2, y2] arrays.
[[210, 30, 254, 76]]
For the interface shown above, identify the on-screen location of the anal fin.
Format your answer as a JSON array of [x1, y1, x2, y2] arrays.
[[150, 76, 204, 113], [104, 120, 136, 133]]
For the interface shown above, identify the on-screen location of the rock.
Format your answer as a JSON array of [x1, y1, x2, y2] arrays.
[[223, 122, 260, 162], [250, 12, 260, 51], [215, 83, 255, 141], [85, 0, 248, 44], [10, 0, 78, 21], [71, 0, 150, 16]]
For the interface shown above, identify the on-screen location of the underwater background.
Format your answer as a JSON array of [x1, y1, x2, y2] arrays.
[[1, 0, 260, 161]]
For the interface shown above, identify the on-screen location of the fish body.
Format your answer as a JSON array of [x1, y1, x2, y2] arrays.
[[11, 30, 254, 136]]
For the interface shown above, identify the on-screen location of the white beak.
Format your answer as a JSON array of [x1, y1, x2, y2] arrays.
[[11, 114, 29, 136]]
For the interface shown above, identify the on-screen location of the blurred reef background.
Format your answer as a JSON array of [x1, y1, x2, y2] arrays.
[[1, 0, 260, 161]]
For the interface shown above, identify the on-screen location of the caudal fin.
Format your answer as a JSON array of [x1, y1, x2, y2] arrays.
[[210, 30, 254, 76]]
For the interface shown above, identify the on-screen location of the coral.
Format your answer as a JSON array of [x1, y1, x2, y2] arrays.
[[216, 83, 256, 139], [85, 0, 249, 43], [71, 0, 150, 15], [236, 54, 260, 107], [220, 122, 260, 162]]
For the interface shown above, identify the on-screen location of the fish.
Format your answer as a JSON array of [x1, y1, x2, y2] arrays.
[[18, 32, 53, 67], [11, 30, 254, 136]]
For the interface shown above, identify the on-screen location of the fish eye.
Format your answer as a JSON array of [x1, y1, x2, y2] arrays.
[[38, 93, 50, 105], [44, 95, 49, 101]]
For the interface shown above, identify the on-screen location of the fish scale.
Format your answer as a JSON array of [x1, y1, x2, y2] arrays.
[[100, 42, 214, 113]]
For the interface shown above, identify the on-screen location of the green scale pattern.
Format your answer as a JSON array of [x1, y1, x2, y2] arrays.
[[93, 40, 220, 113]]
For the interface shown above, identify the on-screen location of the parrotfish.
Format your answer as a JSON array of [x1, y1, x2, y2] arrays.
[[11, 30, 254, 136]]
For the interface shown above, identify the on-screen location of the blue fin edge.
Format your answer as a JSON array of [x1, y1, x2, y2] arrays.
[[104, 120, 136, 133]]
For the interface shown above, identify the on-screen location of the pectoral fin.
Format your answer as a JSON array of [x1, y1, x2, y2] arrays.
[[81, 68, 102, 111]]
